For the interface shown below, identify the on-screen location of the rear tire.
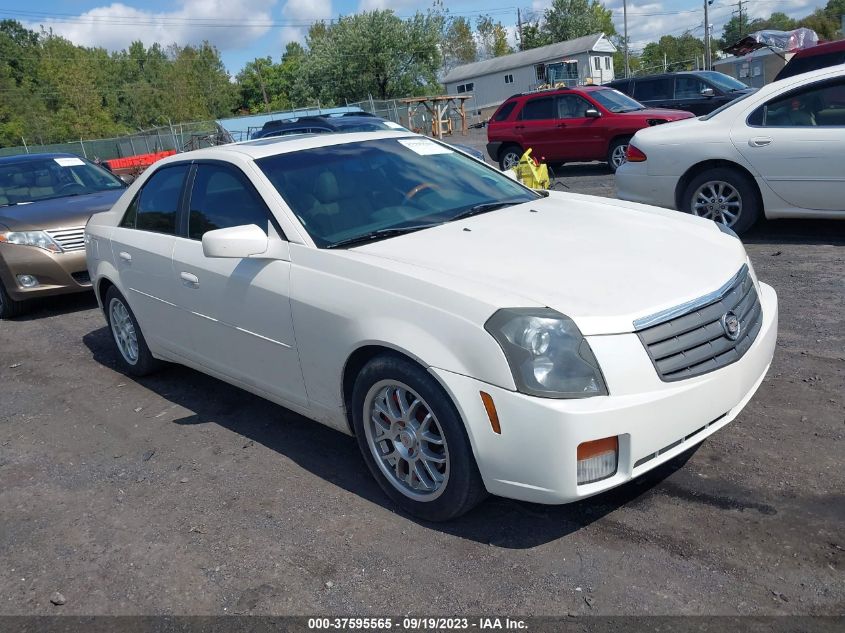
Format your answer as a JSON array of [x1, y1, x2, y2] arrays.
[[0, 281, 27, 319], [104, 286, 162, 377], [351, 354, 487, 521], [607, 137, 631, 172], [681, 167, 761, 234], [498, 144, 523, 171]]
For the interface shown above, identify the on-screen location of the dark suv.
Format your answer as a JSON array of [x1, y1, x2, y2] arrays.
[[486, 86, 693, 172], [607, 71, 755, 115]]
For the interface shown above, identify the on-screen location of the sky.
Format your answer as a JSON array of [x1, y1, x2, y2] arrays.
[[4, 0, 828, 75]]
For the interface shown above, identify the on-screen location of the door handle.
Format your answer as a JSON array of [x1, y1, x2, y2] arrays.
[[118, 251, 132, 263], [556, 123, 567, 128], [749, 137, 772, 147], [180, 272, 199, 286], [514, 125, 525, 129]]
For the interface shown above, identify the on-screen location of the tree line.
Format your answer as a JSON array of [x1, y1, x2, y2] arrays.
[[1, 0, 843, 148]]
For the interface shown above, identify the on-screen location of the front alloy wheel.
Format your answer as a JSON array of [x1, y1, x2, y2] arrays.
[[364, 381, 449, 501], [351, 354, 486, 521], [499, 146, 521, 171]]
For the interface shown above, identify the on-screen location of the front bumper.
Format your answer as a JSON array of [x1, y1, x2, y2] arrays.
[[486, 141, 503, 162], [432, 282, 778, 505], [615, 161, 678, 210], [0, 245, 91, 301]]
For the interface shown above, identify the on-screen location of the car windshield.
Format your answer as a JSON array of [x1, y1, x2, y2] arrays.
[[589, 88, 644, 112], [0, 156, 124, 206], [698, 71, 750, 92], [256, 137, 539, 248]]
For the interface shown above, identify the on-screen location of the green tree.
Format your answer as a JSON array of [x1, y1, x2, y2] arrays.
[[443, 16, 476, 69], [543, 0, 615, 43], [640, 33, 714, 73], [476, 15, 513, 59]]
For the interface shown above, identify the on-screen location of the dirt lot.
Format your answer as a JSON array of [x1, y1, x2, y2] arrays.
[[1, 164, 843, 618]]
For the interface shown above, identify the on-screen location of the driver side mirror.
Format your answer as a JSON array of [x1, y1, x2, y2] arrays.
[[202, 224, 269, 259], [701, 87, 716, 98], [585, 108, 601, 118]]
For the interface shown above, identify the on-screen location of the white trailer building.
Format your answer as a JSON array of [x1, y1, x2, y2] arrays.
[[443, 33, 617, 117]]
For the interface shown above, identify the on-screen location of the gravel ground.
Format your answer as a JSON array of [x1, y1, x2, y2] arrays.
[[0, 149, 843, 618]]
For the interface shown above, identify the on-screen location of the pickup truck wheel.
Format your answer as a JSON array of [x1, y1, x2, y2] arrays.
[[105, 286, 162, 377], [0, 281, 27, 319], [498, 145, 522, 171], [607, 138, 630, 172], [352, 354, 487, 521], [681, 167, 761, 234]]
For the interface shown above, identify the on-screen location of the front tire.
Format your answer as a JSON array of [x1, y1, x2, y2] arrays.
[[607, 137, 630, 172], [351, 354, 487, 521], [498, 144, 522, 171], [104, 286, 161, 377], [0, 281, 27, 319], [681, 167, 761, 234]]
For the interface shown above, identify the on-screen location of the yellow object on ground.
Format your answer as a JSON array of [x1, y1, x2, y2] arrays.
[[510, 148, 550, 190]]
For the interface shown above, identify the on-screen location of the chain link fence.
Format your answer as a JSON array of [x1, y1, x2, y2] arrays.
[[0, 121, 225, 161]]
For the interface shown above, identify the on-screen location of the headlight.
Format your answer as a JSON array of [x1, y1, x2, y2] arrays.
[[485, 308, 607, 398], [0, 231, 62, 253]]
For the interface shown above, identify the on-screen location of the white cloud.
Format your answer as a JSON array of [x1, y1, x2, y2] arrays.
[[357, 0, 418, 11], [26, 0, 278, 52], [279, 0, 332, 46]]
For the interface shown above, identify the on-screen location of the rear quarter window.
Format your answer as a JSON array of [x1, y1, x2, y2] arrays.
[[492, 101, 517, 121]]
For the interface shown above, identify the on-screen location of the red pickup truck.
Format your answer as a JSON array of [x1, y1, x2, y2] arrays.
[[486, 85, 693, 172]]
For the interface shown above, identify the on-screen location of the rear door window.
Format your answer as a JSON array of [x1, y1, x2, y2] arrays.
[[634, 78, 674, 101], [675, 76, 709, 99], [520, 97, 555, 120], [121, 164, 189, 234]]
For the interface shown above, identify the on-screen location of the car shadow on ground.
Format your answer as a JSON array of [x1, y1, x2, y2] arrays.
[[551, 162, 612, 178], [743, 218, 845, 246], [83, 324, 699, 549], [10, 291, 98, 321]]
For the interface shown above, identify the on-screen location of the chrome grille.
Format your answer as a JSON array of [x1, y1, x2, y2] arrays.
[[635, 265, 762, 382], [45, 227, 85, 252]]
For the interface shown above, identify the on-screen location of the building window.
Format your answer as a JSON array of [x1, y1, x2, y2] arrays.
[[604, 56, 610, 70], [593, 56, 600, 71], [535, 64, 546, 82], [456, 82, 474, 94], [504, 74, 514, 84]]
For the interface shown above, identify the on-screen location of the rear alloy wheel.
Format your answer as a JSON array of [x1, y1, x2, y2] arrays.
[[352, 354, 487, 521], [607, 138, 630, 172], [682, 167, 761, 234], [104, 286, 162, 377], [0, 281, 27, 319], [498, 145, 522, 171]]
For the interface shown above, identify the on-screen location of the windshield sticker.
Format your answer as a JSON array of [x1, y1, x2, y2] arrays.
[[398, 138, 453, 155], [54, 157, 85, 167], [384, 121, 405, 129]]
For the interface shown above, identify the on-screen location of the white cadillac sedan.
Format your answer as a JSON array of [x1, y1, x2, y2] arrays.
[[86, 131, 777, 520], [616, 66, 845, 233]]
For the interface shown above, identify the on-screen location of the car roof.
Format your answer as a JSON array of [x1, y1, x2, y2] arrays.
[[617, 71, 724, 82], [156, 130, 418, 164], [0, 152, 83, 165], [510, 85, 613, 100], [791, 40, 845, 59]]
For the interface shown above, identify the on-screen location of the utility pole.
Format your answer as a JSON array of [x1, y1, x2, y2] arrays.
[[737, 0, 745, 37], [624, 0, 630, 78], [703, 0, 710, 71], [517, 8, 524, 51]]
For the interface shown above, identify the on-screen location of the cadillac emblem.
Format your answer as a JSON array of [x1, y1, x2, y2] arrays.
[[721, 311, 741, 341]]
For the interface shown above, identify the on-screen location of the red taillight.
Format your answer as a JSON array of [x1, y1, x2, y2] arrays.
[[626, 144, 647, 162]]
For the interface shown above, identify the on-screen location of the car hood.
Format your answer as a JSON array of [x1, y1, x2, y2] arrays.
[[0, 189, 124, 231], [618, 108, 695, 120], [353, 193, 747, 335]]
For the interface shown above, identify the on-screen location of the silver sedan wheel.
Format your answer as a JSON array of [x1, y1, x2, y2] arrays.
[[691, 180, 742, 226], [611, 143, 628, 168], [501, 151, 520, 170], [363, 380, 450, 501], [109, 297, 139, 365]]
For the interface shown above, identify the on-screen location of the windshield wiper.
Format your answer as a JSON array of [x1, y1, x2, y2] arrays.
[[326, 224, 435, 249], [450, 200, 524, 222]]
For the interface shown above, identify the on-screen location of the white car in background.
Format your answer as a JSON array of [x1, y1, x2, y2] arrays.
[[616, 66, 845, 233], [86, 131, 777, 520]]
